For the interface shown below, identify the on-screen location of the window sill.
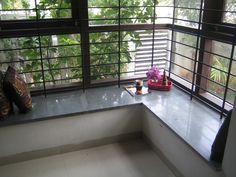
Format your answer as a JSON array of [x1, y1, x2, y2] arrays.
[[0, 85, 223, 169]]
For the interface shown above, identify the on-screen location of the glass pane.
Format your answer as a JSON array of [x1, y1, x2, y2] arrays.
[[88, 7, 118, 25], [174, 9, 200, 28], [174, 0, 201, 28], [231, 60, 236, 75], [36, 0, 71, 19], [226, 89, 236, 105], [229, 75, 236, 91], [206, 81, 226, 99], [41, 34, 82, 87], [156, 0, 174, 24], [174, 32, 197, 47], [88, 0, 118, 25], [90, 32, 119, 81], [91, 64, 118, 80], [234, 46, 236, 60], [171, 64, 193, 82], [171, 31, 196, 83], [89, 0, 155, 25], [155, 7, 173, 24], [122, 0, 154, 24], [0, 0, 71, 20], [0, 0, 36, 20], [174, 43, 196, 59], [175, 0, 201, 8], [208, 41, 232, 58], [121, 6, 153, 24], [0, 36, 43, 88], [223, 0, 236, 24], [88, 0, 118, 7], [201, 40, 235, 106], [207, 42, 231, 87]]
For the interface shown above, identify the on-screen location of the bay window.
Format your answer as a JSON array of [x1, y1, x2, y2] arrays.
[[0, 0, 235, 116]]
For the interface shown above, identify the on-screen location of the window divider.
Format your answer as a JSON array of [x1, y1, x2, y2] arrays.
[[151, 0, 157, 67], [33, 0, 47, 97], [190, 0, 204, 100], [118, 0, 121, 88], [220, 28, 236, 118], [169, 0, 176, 78]]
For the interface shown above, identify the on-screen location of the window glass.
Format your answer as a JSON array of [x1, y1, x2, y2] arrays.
[[174, 0, 202, 28], [210, 41, 232, 58], [0, 0, 71, 20], [223, 0, 236, 24], [155, 0, 174, 24], [90, 32, 119, 81], [234, 46, 236, 60], [171, 64, 193, 83], [88, 0, 155, 25], [175, 0, 201, 8], [0, 36, 42, 87], [36, 0, 71, 19], [0, 34, 81, 88], [228, 61, 236, 105], [226, 89, 236, 105], [0, 0, 36, 20], [200, 40, 236, 106], [171, 32, 197, 84], [40, 34, 82, 87]]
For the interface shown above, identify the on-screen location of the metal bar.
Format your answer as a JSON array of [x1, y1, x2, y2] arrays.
[[174, 18, 199, 24], [18, 66, 82, 74], [220, 29, 236, 118], [34, 0, 47, 97], [168, 49, 231, 75], [0, 43, 81, 52], [77, 0, 90, 91], [170, 61, 194, 73], [169, 0, 176, 77], [0, 55, 82, 65], [118, 0, 121, 88], [168, 38, 235, 61], [88, 5, 174, 8], [190, 0, 204, 100], [151, 0, 157, 67], [0, 7, 71, 11]]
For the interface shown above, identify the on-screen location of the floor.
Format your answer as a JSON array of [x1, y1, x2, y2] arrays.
[[0, 140, 176, 177]]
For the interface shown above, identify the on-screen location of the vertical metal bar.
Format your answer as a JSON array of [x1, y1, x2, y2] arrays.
[[71, 0, 85, 92], [168, 0, 176, 78], [190, 0, 204, 100], [34, 0, 47, 97], [151, 0, 157, 67], [220, 28, 236, 119], [79, 21, 86, 93], [118, 0, 121, 88], [78, 0, 90, 91]]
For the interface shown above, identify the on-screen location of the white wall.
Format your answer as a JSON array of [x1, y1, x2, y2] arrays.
[[222, 97, 236, 177], [142, 108, 225, 177], [0, 105, 142, 157]]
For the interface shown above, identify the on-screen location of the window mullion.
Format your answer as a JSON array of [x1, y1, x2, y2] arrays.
[[77, 0, 90, 89]]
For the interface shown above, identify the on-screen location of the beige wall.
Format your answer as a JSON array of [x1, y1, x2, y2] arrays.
[[222, 97, 236, 177]]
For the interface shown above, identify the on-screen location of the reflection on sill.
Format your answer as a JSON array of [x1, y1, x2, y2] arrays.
[[200, 92, 233, 111]]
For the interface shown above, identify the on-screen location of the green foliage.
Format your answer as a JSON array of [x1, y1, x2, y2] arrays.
[[210, 57, 228, 85], [37, 0, 71, 18], [89, 0, 156, 80]]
